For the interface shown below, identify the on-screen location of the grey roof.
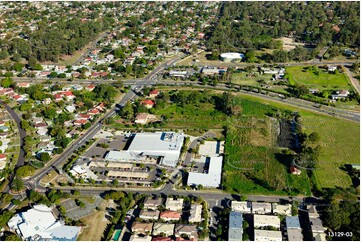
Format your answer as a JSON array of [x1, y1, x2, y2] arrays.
[[229, 211, 243, 241], [47, 225, 80, 240], [287, 228, 304, 241], [286, 216, 301, 229]]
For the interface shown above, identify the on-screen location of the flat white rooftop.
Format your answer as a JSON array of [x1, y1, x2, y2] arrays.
[[187, 156, 223, 187], [105, 132, 184, 167], [198, 141, 224, 157]]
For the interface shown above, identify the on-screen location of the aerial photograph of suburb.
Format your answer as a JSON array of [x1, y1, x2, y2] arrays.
[[0, 1, 359, 241]]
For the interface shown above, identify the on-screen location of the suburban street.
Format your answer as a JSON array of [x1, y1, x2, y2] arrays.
[[0, 100, 26, 167]]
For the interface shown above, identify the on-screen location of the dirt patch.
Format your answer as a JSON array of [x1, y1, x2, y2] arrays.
[[277, 37, 305, 51], [250, 119, 271, 147], [78, 207, 110, 241], [277, 119, 293, 148]]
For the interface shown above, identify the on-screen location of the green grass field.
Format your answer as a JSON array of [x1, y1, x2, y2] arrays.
[[231, 72, 274, 86], [286, 66, 351, 90], [223, 113, 312, 196], [237, 93, 359, 189], [300, 111, 359, 188], [155, 103, 227, 129]]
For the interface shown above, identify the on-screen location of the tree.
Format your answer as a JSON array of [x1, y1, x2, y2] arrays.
[[11, 177, 24, 192], [28, 57, 37, 70], [245, 50, 256, 62], [39, 152, 51, 162], [308, 132, 320, 143], [0, 77, 14, 88], [0, 50, 9, 60], [44, 108, 57, 119], [0, 211, 14, 227], [16, 165, 35, 177], [4, 232, 21, 241]]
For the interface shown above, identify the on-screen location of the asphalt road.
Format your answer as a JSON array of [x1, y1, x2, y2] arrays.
[[0, 100, 26, 167]]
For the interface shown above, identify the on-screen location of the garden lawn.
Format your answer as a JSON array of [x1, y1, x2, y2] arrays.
[[286, 66, 351, 90]]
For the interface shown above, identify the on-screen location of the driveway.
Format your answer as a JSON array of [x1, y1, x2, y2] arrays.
[[183, 132, 217, 166]]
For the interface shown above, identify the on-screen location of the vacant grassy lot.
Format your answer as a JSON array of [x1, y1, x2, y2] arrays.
[[155, 103, 227, 129], [300, 111, 359, 188], [78, 209, 110, 241], [224, 114, 312, 196], [286, 66, 351, 90], [236, 94, 359, 189], [231, 72, 274, 86]]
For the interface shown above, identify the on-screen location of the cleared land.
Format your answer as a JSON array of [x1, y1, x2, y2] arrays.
[[78, 206, 110, 241], [231, 72, 274, 86], [286, 66, 351, 90]]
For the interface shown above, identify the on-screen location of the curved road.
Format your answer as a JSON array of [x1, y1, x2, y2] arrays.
[[0, 100, 26, 167]]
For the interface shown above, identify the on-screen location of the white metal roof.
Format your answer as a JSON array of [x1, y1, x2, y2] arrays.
[[187, 156, 223, 187]]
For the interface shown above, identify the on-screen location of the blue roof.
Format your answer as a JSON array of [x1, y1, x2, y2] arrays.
[[286, 216, 301, 229]]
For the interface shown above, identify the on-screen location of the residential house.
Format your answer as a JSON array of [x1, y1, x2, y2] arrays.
[[66, 130, 79, 138], [152, 237, 173, 241], [286, 216, 303, 241], [54, 94, 63, 102], [135, 113, 157, 125], [328, 66, 337, 73], [141, 100, 155, 109], [228, 211, 243, 241], [131, 222, 153, 235], [73, 119, 88, 126], [332, 90, 350, 100], [307, 205, 320, 218], [231, 201, 252, 214], [165, 198, 184, 211], [309, 217, 325, 234], [290, 166, 301, 175], [159, 210, 181, 221], [254, 230, 282, 242], [149, 89, 160, 98], [130, 234, 152, 241], [65, 105, 76, 113], [39, 135, 51, 142], [42, 98, 52, 105], [0, 126, 9, 132], [188, 204, 202, 223], [139, 210, 160, 220], [272, 204, 292, 216], [17, 82, 30, 88], [174, 224, 198, 240], [0, 153, 7, 161], [88, 108, 100, 115], [252, 202, 272, 214], [85, 84, 96, 91], [152, 223, 175, 237], [144, 197, 163, 210], [253, 215, 280, 229]]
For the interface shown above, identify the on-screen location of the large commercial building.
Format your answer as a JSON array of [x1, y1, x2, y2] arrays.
[[228, 211, 243, 241], [7, 205, 80, 241], [220, 52, 245, 62], [187, 156, 223, 187], [105, 132, 184, 167]]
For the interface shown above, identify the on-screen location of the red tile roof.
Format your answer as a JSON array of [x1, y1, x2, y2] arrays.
[[142, 100, 155, 105]]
